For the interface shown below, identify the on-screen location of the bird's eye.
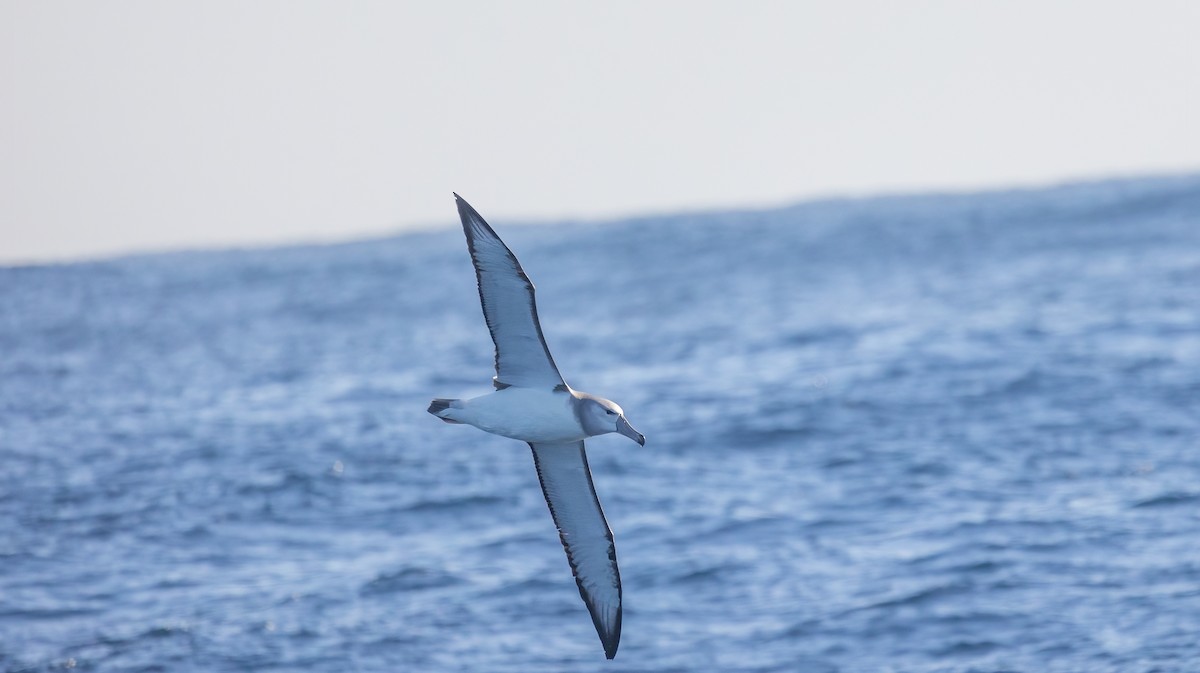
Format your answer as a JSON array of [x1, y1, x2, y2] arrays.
[[605, 410, 616, 416]]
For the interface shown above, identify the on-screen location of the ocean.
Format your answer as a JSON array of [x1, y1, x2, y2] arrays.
[[2, 175, 1199, 672]]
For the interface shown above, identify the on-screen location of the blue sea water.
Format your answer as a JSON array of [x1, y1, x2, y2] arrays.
[[2, 175, 1200, 672]]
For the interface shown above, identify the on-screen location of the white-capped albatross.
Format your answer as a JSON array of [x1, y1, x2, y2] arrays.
[[428, 194, 645, 660]]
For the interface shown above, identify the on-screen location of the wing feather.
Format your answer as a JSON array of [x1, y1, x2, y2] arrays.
[[528, 441, 622, 659], [455, 194, 565, 389]]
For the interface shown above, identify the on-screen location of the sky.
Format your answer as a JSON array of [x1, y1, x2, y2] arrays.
[[2, 1, 1199, 264]]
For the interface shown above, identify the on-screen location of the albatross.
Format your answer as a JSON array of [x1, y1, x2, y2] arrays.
[[428, 194, 645, 660]]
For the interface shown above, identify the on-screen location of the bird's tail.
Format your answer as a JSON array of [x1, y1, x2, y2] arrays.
[[428, 398, 464, 424]]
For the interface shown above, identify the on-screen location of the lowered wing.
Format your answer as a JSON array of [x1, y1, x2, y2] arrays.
[[528, 441, 622, 659]]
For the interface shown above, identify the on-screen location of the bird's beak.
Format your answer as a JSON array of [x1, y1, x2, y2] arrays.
[[617, 416, 645, 446]]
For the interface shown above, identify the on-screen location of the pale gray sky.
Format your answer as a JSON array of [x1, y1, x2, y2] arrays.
[[3, 1, 1198, 263]]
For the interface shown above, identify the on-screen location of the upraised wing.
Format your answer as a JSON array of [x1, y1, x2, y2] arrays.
[[528, 441, 622, 659], [455, 194, 565, 390]]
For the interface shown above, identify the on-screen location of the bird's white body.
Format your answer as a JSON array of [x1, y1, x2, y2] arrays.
[[441, 388, 586, 444]]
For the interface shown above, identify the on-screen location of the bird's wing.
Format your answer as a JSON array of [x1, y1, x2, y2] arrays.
[[455, 194, 565, 390], [528, 441, 622, 659]]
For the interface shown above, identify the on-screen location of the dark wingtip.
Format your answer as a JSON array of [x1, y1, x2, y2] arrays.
[[455, 193, 483, 225], [600, 604, 621, 659]]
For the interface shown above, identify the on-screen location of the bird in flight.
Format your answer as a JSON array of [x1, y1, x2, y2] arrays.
[[428, 194, 645, 659]]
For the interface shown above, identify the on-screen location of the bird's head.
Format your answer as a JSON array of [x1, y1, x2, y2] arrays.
[[576, 393, 645, 445]]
